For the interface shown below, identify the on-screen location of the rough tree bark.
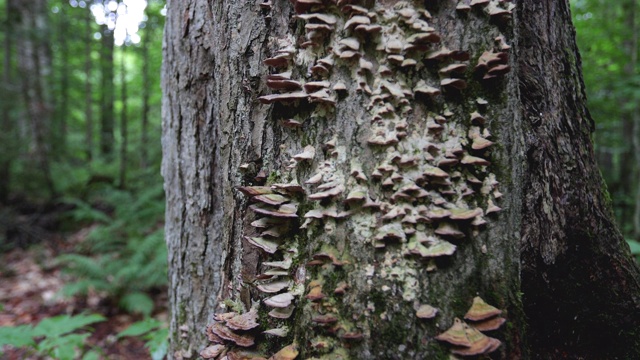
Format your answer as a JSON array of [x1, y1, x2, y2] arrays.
[[162, 1, 640, 359]]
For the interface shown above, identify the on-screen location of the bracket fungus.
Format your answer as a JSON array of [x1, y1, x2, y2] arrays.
[[436, 318, 501, 356], [465, 297, 502, 321], [264, 292, 295, 308], [209, 322, 255, 348], [416, 304, 439, 319], [200, 344, 226, 359]]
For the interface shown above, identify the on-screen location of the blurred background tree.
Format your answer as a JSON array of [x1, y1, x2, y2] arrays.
[[572, 0, 640, 258], [1, 0, 169, 358]]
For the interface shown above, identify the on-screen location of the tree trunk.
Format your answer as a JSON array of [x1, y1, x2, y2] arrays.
[[162, 1, 640, 359], [85, 8, 94, 161], [55, 1, 69, 155], [140, 24, 150, 170], [119, 45, 128, 189], [628, 0, 640, 241], [0, 0, 17, 204], [100, 26, 115, 159], [11, 0, 56, 197]]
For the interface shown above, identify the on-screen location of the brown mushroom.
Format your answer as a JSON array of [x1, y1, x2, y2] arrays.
[[201, 344, 226, 359], [258, 92, 308, 104], [271, 344, 298, 360], [416, 304, 439, 319], [264, 292, 295, 308], [464, 296, 502, 321], [226, 308, 260, 331], [210, 322, 255, 347]]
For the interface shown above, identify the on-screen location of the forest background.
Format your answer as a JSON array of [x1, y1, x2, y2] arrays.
[[0, 0, 638, 358]]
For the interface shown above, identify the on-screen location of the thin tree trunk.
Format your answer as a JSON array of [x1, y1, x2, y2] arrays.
[[56, 2, 69, 154], [163, 1, 640, 359], [11, 0, 55, 198], [119, 46, 128, 189], [0, 0, 17, 204], [140, 25, 150, 170], [629, 0, 640, 241], [100, 27, 115, 159], [85, 8, 94, 161]]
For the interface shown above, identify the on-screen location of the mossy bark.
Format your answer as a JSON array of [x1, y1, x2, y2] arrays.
[[162, 1, 640, 359]]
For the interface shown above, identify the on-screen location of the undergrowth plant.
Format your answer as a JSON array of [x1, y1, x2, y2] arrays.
[[0, 313, 105, 360], [57, 169, 167, 316]]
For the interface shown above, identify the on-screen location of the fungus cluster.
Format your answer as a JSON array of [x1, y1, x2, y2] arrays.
[[204, 0, 513, 357], [435, 296, 505, 357]]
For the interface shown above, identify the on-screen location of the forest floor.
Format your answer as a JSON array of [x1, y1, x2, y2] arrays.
[[0, 222, 167, 359]]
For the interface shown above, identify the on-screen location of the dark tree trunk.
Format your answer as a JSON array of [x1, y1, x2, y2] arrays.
[[100, 26, 115, 159], [162, 1, 640, 359], [518, 1, 640, 358], [0, 0, 17, 204]]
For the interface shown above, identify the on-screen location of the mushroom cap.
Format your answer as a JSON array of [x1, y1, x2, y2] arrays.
[[258, 92, 308, 104], [471, 316, 507, 332], [263, 327, 289, 337], [251, 217, 285, 229], [305, 286, 326, 301], [293, 145, 316, 161], [249, 202, 299, 218], [312, 313, 339, 324], [423, 165, 450, 178], [435, 222, 465, 239], [257, 280, 290, 294], [435, 318, 471, 347], [268, 305, 295, 319], [210, 322, 255, 347], [201, 344, 226, 359], [441, 78, 468, 90], [238, 186, 274, 196], [226, 308, 260, 331], [264, 292, 295, 308], [449, 207, 484, 221], [271, 344, 298, 360], [451, 339, 501, 356], [253, 194, 290, 206], [464, 296, 502, 321], [472, 137, 494, 150], [416, 304, 439, 319], [409, 238, 457, 258], [461, 155, 490, 166], [245, 236, 280, 254]]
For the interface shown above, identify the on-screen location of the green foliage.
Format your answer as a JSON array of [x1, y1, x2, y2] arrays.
[[0, 313, 105, 359], [628, 239, 640, 262], [57, 179, 167, 316], [117, 318, 168, 360], [572, 0, 640, 248]]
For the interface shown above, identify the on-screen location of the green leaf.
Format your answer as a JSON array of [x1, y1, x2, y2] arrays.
[[627, 240, 640, 255], [82, 350, 102, 360], [32, 314, 105, 338], [119, 292, 155, 317], [38, 333, 89, 360], [0, 325, 36, 348], [117, 318, 163, 338], [146, 328, 169, 360]]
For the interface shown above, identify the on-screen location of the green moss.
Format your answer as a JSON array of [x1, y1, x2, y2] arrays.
[[178, 302, 187, 324], [266, 171, 279, 185]]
